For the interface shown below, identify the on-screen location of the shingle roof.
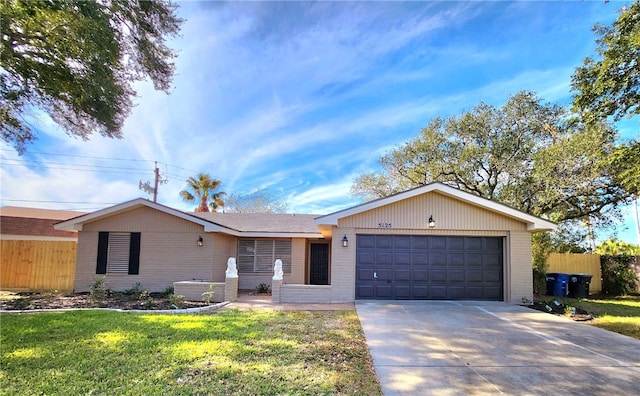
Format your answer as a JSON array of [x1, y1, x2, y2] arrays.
[[1, 216, 79, 238], [191, 212, 321, 234], [0, 206, 86, 220]]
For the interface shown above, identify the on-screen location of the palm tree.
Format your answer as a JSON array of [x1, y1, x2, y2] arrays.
[[179, 173, 226, 212]]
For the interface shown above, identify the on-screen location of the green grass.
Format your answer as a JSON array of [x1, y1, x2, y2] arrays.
[[560, 295, 640, 339], [0, 310, 381, 395]]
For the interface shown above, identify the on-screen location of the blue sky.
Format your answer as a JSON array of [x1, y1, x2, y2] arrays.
[[1, 1, 638, 244]]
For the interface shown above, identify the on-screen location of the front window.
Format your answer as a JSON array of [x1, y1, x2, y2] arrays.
[[237, 239, 291, 273]]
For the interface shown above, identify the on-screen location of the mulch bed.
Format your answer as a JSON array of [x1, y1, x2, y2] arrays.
[[528, 298, 594, 321], [0, 291, 210, 311]]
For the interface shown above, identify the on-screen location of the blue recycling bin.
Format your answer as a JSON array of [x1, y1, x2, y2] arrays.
[[545, 273, 570, 297]]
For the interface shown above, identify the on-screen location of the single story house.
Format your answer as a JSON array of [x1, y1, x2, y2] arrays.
[[55, 182, 556, 303]]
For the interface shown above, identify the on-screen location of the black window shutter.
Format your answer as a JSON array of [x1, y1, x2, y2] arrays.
[[96, 232, 109, 274], [128, 232, 141, 275]]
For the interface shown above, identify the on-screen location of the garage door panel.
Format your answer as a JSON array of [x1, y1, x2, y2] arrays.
[[395, 269, 411, 281], [430, 237, 447, 249], [357, 268, 374, 281], [447, 269, 465, 282], [376, 284, 393, 297], [465, 237, 483, 250], [412, 285, 429, 298], [448, 286, 466, 299], [465, 254, 484, 266], [431, 269, 447, 282], [413, 269, 429, 281], [395, 252, 411, 265], [377, 268, 393, 281], [430, 285, 447, 299], [376, 236, 393, 248], [412, 236, 429, 249], [484, 286, 503, 300], [357, 235, 376, 248], [466, 286, 484, 299], [484, 270, 502, 282], [447, 237, 465, 250], [356, 235, 503, 301], [357, 251, 374, 265], [412, 253, 428, 265], [394, 236, 411, 249], [395, 285, 411, 298], [484, 254, 501, 266], [430, 253, 447, 266], [448, 253, 465, 266], [466, 269, 483, 282], [357, 284, 375, 298], [376, 252, 393, 266]]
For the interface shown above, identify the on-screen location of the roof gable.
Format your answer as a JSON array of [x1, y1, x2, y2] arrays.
[[315, 182, 557, 232], [54, 198, 227, 232]]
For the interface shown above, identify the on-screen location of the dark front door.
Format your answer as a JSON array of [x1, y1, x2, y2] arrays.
[[356, 235, 503, 300], [310, 243, 329, 285]]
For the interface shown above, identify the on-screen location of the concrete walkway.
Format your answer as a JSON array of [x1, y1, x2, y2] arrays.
[[356, 300, 640, 395]]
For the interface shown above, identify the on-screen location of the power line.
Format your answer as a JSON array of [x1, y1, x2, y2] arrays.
[[1, 199, 119, 205], [0, 148, 154, 163]]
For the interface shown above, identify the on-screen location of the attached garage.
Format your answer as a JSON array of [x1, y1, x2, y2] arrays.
[[356, 235, 503, 300], [315, 182, 557, 304]]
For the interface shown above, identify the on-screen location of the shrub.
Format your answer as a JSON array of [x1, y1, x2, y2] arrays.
[[162, 286, 174, 297], [601, 255, 639, 296], [168, 294, 185, 309], [533, 268, 547, 296], [124, 282, 143, 295], [139, 290, 154, 309], [256, 283, 271, 294], [89, 276, 109, 304], [201, 284, 215, 304]]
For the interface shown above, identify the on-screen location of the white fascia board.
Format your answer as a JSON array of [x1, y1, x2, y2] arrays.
[[230, 232, 324, 238], [315, 182, 557, 232]]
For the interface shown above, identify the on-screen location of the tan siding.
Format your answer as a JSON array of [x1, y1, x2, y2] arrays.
[[330, 228, 356, 302], [508, 231, 533, 303], [83, 206, 202, 233], [339, 192, 526, 231], [290, 238, 306, 284], [75, 230, 214, 292], [212, 233, 238, 282]]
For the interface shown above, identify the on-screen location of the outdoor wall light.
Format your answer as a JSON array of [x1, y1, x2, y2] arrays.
[[342, 235, 349, 247], [428, 215, 436, 228], [197, 235, 204, 247]]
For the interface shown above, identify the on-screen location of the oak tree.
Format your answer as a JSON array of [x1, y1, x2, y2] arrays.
[[1, 0, 183, 153]]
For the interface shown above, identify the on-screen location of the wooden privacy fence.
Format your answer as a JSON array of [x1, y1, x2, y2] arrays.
[[546, 253, 601, 294], [1, 240, 77, 292]]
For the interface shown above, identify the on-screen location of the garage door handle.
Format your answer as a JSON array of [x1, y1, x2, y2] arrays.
[[373, 272, 377, 279]]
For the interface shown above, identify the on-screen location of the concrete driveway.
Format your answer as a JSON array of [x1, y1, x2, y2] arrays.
[[356, 301, 640, 395]]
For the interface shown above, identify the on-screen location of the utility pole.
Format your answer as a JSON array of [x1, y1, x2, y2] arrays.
[[139, 161, 167, 202], [154, 161, 160, 203]]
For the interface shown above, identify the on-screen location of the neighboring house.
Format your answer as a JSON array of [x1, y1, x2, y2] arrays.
[[0, 206, 86, 240], [55, 183, 556, 303]]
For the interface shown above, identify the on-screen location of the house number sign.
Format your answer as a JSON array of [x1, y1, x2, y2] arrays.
[[378, 222, 392, 228]]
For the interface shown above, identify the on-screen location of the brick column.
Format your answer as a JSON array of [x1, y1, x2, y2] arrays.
[[224, 276, 238, 302], [271, 278, 283, 303]]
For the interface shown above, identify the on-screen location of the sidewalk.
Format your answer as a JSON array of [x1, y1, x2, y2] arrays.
[[223, 290, 355, 311]]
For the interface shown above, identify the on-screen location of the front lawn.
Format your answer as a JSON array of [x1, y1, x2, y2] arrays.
[[569, 295, 640, 339], [0, 309, 381, 395], [537, 295, 640, 340]]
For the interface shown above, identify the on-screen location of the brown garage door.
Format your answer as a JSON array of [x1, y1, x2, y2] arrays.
[[356, 235, 503, 300]]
